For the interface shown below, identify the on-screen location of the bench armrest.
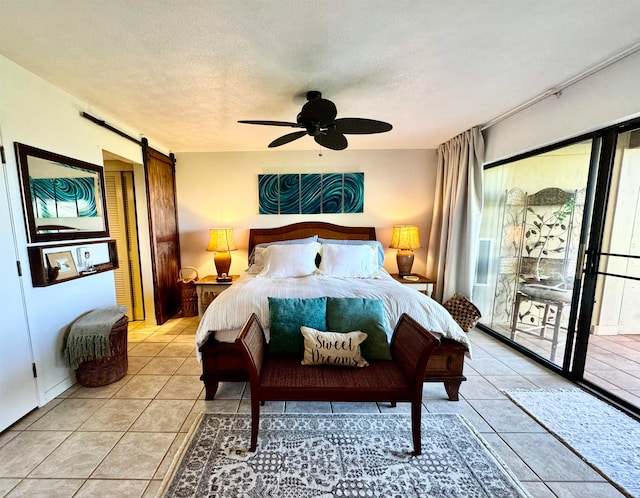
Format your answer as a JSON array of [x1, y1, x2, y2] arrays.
[[235, 313, 266, 385], [390, 313, 441, 386]]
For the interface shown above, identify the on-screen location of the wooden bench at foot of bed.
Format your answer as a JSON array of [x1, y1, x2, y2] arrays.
[[236, 312, 440, 455], [199, 332, 467, 401]]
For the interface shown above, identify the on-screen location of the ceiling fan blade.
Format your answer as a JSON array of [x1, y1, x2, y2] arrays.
[[333, 118, 393, 134], [315, 130, 348, 150], [238, 120, 299, 127], [300, 98, 337, 123], [268, 131, 308, 148]]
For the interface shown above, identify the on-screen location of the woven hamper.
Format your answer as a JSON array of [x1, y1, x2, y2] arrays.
[[75, 315, 129, 387]]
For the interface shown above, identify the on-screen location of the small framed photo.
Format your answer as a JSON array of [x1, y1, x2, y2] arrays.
[[46, 251, 78, 281]]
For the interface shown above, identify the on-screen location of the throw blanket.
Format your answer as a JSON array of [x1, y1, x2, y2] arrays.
[[64, 305, 127, 370]]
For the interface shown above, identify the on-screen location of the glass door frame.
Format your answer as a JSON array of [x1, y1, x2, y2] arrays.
[[478, 117, 640, 417]]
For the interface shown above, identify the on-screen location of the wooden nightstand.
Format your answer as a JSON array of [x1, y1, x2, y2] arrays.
[[390, 273, 435, 297], [195, 275, 239, 317]]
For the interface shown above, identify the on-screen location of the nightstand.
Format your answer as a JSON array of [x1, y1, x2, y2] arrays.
[[195, 275, 239, 317], [390, 273, 435, 297]]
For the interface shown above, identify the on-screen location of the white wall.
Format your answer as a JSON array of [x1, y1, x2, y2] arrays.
[[0, 55, 168, 403], [484, 49, 640, 163], [175, 149, 437, 278]]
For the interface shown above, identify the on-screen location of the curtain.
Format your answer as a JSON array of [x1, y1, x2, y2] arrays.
[[426, 127, 484, 303]]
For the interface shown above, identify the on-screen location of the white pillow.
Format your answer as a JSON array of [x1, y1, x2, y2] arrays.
[[258, 242, 320, 278], [300, 326, 369, 367], [319, 243, 378, 278], [246, 246, 267, 274]]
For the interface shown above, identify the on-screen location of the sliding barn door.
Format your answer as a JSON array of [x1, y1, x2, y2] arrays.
[[143, 140, 181, 324]]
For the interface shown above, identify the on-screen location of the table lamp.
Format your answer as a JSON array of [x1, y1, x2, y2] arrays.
[[206, 228, 237, 281], [389, 225, 421, 276]]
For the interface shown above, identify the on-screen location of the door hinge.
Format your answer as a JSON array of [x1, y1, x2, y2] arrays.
[[0, 145, 5, 165], [17, 260, 22, 277], [32, 363, 38, 378]]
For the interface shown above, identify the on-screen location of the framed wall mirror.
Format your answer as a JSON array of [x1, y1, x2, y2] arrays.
[[15, 143, 109, 243]]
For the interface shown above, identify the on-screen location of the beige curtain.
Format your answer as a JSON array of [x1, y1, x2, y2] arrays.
[[426, 127, 484, 303]]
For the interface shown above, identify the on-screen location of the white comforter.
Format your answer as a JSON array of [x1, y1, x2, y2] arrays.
[[195, 270, 471, 357]]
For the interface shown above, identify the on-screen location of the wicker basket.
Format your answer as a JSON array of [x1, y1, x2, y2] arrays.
[[75, 316, 129, 387], [443, 294, 481, 332], [179, 267, 199, 317]]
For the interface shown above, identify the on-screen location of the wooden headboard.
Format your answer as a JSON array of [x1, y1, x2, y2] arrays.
[[248, 222, 377, 261]]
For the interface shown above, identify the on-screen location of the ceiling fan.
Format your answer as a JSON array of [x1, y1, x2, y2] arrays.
[[238, 91, 392, 150]]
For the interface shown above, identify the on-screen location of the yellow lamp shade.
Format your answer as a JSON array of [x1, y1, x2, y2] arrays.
[[389, 225, 422, 276], [206, 228, 237, 279]]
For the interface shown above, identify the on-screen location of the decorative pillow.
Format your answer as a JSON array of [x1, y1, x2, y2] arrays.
[[258, 242, 320, 278], [326, 297, 392, 360], [317, 238, 385, 265], [319, 243, 378, 278], [248, 236, 318, 269], [268, 297, 327, 356], [300, 326, 369, 367]]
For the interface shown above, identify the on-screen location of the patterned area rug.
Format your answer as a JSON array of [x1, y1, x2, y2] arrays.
[[160, 412, 531, 498], [506, 389, 640, 498]]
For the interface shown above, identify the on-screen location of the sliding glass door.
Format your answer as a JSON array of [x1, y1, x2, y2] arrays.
[[475, 140, 594, 367], [576, 127, 640, 409], [476, 122, 640, 414]]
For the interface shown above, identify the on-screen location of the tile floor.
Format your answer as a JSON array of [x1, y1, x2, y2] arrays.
[[494, 321, 640, 408], [0, 316, 632, 497]]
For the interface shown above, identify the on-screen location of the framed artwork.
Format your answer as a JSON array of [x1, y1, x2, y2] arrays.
[[258, 172, 364, 214], [14, 142, 109, 243], [46, 251, 78, 281]]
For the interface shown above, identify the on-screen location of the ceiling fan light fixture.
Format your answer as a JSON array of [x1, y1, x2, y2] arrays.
[[238, 90, 392, 151]]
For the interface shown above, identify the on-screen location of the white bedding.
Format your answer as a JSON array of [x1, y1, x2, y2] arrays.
[[195, 270, 472, 359]]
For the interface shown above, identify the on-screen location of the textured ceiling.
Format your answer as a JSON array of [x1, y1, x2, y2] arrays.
[[2, 1, 640, 152]]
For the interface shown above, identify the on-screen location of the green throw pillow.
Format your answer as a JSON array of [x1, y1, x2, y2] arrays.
[[326, 297, 392, 360], [268, 297, 327, 357]]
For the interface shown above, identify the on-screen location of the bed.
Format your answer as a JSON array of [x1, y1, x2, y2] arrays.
[[196, 221, 470, 401]]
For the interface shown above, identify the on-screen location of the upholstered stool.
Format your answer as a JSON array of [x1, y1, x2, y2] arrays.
[[75, 315, 129, 387]]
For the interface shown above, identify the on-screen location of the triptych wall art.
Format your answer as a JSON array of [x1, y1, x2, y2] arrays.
[[258, 173, 364, 214]]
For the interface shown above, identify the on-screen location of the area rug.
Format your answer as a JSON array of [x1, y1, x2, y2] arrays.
[[506, 388, 640, 498], [159, 412, 531, 498]]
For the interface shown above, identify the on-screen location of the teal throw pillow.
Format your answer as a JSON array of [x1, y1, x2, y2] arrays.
[[326, 297, 392, 360], [268, 297, 327, 357]]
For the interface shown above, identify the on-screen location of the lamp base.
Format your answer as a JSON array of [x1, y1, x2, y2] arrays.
[[214, 252, 231, 280], [396, 249, 414, 276]]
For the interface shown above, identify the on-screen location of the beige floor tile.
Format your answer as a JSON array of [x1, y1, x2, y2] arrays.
[[30, 431, 122, 478], [521, 481, 556, 498], [481, 433, 540, 481], [459, 375, 508, 400], [156, 375, 204, 399], [484, 375, 538, 391], [75, 478, 149, 497], [112, 375, 170, 399], [156, 342, 195, 357], [137, 357, 185, 375], [0, 431, 19, 450], [500, 432, 604, 482], [546, 481, 628, 497], [92, 432, 176, 479], [7, 399, 63, 430], [27, 399, 106, 431], [142, 479, 162, 498], [78, 399, 151, 431], [214, 381, 246, 399], [152, 432, 188, 480], [127, 355, 152, 374], [142, 334, 175, 343], [331, 402, 380, 413], [424, 398, 494, 433], [0, 430, 71, 477], [466, 399, 547, 433], [69, 375, 132, 399], [0, 478, 20, 496], [129, 342, 168, 356], [174, 356, 202, 375], [130, 400, 195, 432], [5, 478, 84, 497], [238, 399, 285, 414], [285, 401, 332, 413]]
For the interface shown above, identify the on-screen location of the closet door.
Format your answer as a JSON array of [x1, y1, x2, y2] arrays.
[[143, 141, 181, 324], [0, 152, 39, 431]]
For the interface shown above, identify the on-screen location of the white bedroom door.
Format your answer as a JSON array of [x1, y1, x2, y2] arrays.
[[0, 142, 39, 431]]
